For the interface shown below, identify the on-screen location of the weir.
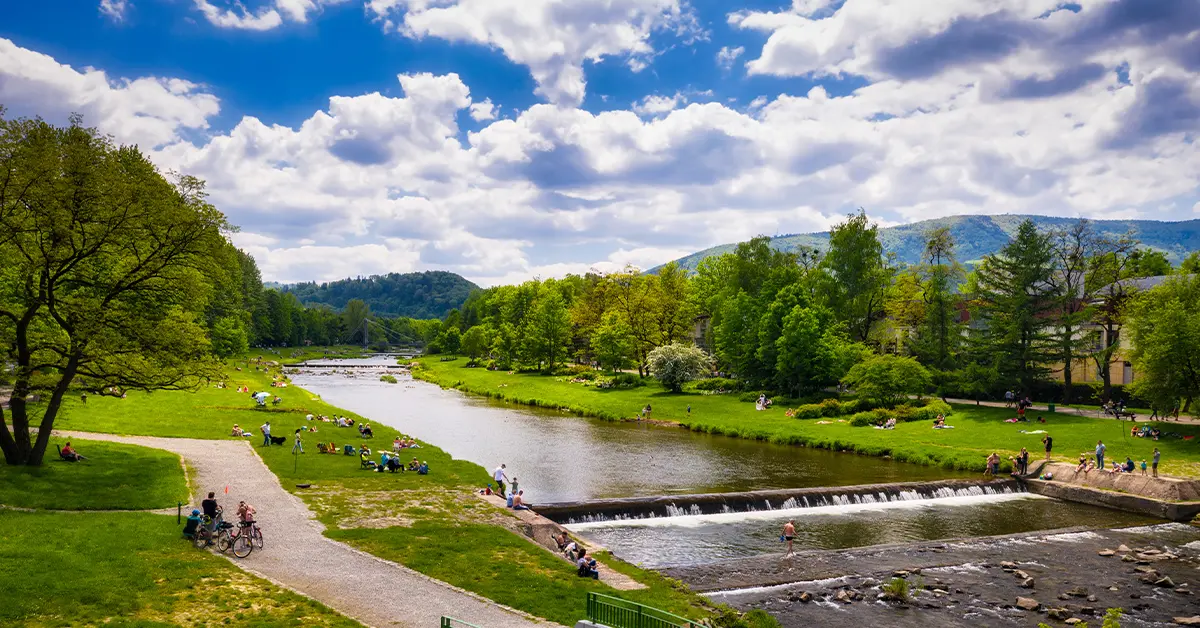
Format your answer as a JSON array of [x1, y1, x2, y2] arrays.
[[535, 478, 1023, 524]]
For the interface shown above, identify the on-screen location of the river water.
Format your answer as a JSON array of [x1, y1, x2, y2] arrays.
[[291, 359, 1159, 565]]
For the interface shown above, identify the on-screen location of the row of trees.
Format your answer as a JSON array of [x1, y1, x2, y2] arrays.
[[437, 209, 1192, 411]]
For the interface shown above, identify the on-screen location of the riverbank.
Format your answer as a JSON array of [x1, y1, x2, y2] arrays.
[[412, 358, 1200, 478], [30, 354, 719, 626]]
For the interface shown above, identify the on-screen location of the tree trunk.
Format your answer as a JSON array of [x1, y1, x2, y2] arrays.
[[1062, 359, 1074, 405]]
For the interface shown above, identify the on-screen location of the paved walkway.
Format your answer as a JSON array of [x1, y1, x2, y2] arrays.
[[57, 431, 552, 628], [938, 397, 1200, 424]]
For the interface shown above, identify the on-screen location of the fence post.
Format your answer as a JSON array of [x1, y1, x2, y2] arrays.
[[177, 501, 181, 524], [637, 604, 644, 628]]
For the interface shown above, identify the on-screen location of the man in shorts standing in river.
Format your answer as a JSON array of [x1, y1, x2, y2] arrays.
[[493, 463, 508, 498], [782, 520, 795, 557]]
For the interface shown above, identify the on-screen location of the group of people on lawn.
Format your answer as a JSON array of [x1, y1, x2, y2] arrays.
[[1076, 440, 1161, 477]]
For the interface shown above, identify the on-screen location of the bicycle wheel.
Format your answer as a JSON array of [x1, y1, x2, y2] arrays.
[[217, 529, 233, 553], [192, 530, 208, 549], [231, 533, 253, 558], [252, 526, 263, 550]]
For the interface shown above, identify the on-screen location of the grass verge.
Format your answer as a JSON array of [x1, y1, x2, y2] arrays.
[[413, 358, 1200, 478], [0, 438, 188, 510], [0, 510, 361, 627]]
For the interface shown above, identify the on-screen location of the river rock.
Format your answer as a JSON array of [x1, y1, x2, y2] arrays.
[[1177, 588, 1192, 595], [910, 568, 922, 575], [893, 570, 909, 578], [1066, 587, 1088, 598], [1156, 577, 1177, 588], [1021, 578, 1036, 589], [1080, 607, 1096, 615], [798, 592, 812, 603], [1016, 597, 1040, 611], [1175, 617, 1200, 626], [1118, 544, 1132, 553], [835, 589, 852, 604], [1087, 595, 1097, 602], [1015, 570, 1030, 579], [1099, 549, 1116, 556], [1000, 561, 1018, 570], [1135, 566, 1159, 574], [1047, 608, 1071, 621], [1121, 554, 1137, 562], [1066, 619, 1084, 625]]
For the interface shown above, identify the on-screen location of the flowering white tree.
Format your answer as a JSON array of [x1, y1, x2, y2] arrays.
[[647, 343, 713, 392]]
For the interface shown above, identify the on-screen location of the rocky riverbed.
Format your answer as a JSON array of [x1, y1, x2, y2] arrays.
[[666, 523, 1200, 627]]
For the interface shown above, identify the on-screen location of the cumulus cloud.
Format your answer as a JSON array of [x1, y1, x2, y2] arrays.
[[2, 20, 1198, 286], [99, 0, 131, 21], [193, 0, 347, 30], [365, 0, 701, 106], [469, 98, 496, 122], [716, 45, 744, 70]]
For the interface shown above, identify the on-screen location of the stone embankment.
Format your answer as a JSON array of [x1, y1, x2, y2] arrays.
[[1023, 463, 1200, 521]]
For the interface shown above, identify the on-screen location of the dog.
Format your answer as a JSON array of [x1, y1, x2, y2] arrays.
[[269, 435, 287, 446]]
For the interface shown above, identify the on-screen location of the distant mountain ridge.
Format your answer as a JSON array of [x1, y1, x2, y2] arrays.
[[279, 270, 478, 319], [662, 215, 1200, 272]]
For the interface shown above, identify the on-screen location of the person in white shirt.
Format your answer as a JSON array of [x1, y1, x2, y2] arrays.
[[492, 464, 508, 497]]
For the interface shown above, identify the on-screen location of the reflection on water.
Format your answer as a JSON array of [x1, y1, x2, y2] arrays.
[[291, 362, 968, 503], [569, 495, 1157, 568]]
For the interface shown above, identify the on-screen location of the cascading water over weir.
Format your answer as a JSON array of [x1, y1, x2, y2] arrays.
[[533, 479, 1026, 527]]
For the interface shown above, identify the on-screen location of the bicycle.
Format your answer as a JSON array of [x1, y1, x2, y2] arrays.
[[222, 520, 258, 558], [192, 511, 224, 549]]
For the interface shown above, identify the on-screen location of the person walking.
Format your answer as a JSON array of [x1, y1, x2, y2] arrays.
[[1042, 434, 1053, 461], [292, 428, 305, 454], [492, 463, 508, 498], [260, 421, 271, 447], [1152, 448, 1160, 478], [1095, 440, 1106, 470], [782, 520, 795, 557]]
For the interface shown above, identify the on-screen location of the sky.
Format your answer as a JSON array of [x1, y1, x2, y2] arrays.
[[1, 0, 1198, 286]]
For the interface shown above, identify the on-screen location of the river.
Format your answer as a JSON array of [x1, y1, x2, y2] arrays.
[[291, 358, 1158, 565]]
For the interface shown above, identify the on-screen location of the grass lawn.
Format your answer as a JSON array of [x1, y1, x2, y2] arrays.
[[0, 438, 188, 510], [0, 510, 361, 627], [330, 520, 705, 627], [414, 358, 1200, 478]]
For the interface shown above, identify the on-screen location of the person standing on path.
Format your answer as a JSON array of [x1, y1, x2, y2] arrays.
[[782, 520, 795, 557], [1042, 434, 1053, 461], [261, 421, 271, 447], [292, 428, 305, 454], [1095, 440, 1106, 470], [1152, 448, 1160, 478], [492, 464, 508, 498]]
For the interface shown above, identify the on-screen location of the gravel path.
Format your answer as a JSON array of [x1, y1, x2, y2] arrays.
[[57, 431, 553, 628]]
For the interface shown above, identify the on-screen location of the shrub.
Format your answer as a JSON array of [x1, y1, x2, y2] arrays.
[[818, 398, 843, 417], [610, 373, 645, 388], [839, 398, 866, 414], [842, 354, 932, 407], [849, 410, 885, 427], [792, 404, 825, 419], [740, 391, 770, 403], [881, 577, 910, 602], [693, 377, 741, 392], [908, 399, 953, 422], [647, 343, 714, 392], [564, 364, 597, 377], [379, 374, 398, 384]]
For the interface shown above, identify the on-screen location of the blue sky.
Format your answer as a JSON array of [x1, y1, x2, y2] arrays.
[[1, 0, 1198, 285]]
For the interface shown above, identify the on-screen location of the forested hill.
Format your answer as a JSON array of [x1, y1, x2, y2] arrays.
[[665, 215, 1200, 272], [279, 271, 478, 319]]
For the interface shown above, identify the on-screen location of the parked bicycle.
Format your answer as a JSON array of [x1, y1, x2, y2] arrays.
[[219, 520, 259, 558]]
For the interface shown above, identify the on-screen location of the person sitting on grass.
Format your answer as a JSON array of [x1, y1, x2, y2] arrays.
[[60, 442, 87, 461], [183, 509, 204, 539], [408, 457, 420, 471], [576, 549, 599, 580], [387, 455, 403, 472], [393, 437, 403, 452], [418, 461, 429, 475]]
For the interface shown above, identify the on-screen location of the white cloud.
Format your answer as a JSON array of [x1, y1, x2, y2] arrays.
[[99, 0, 131, 21], [469, 98, 496, 122], [716, 45, 744, 70], [366, 0, 701, 106], [2, 22, 1198, 286], [194, 0, 283, 30]]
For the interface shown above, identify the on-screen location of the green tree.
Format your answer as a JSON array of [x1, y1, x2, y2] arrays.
[[1047, 220, 1099, 404], [842, 355, 932, 407], [526, 286, 571, 371], [343, 299, 371, 345], [821, 210, 892, 342], [1180, 251, 1200, 275], [0, 111, 227, 465], [210, 317, 250, 358], [647, 343, 713, 392], [459, 325, 492, 361], [952, 363, 1001, 405], [490, 322, 520, 369], [590, 312, 635, 372], [774, 305, 857, 397], [970, 220, 1058, 395], [1126, 275, 1200, 413], [435, 326, 462, 355], [910, 227, 963, 370]]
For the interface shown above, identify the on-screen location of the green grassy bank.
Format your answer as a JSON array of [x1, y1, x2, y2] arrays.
[[0, 438, 188, 510], [42, 355, 719, 626], [0, 510, 360, 627], [413, 358, 1200, 478]]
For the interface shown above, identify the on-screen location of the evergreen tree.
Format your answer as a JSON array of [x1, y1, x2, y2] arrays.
[[970, 220, 1058, 396]]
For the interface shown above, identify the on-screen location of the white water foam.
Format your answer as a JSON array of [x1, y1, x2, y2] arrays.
[[566, 492, 1046, 530], [1115, 523, 1196, 535]]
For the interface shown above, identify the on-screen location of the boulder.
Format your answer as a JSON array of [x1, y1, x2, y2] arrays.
[[1175, 617, 1200, 626], [1066, 587, 1088, 598], [1021, 578, 1036, 589], [1117, 544, 1132, 553], [1016, 597, 1040, 611], [1047, 608, 1071, 621], [1121, 555, 1136, 562], [1098, 549, 1116, 557], [798, 592, 812, 604], [1066, 619, 1084, 625], [835, 589, 852, 604], [1000, 561, 1018, 570], [1155, 577, 1177, 588], [1015, 570, 1030, 579], [1087, 595, 1097, 603]]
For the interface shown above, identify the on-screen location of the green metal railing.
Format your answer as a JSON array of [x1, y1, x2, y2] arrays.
[[440, 617, 482, 628], [586, 593, 697, 628]]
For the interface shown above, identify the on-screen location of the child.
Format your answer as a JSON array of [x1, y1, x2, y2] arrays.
[[1140, 459, 1148, 475]]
